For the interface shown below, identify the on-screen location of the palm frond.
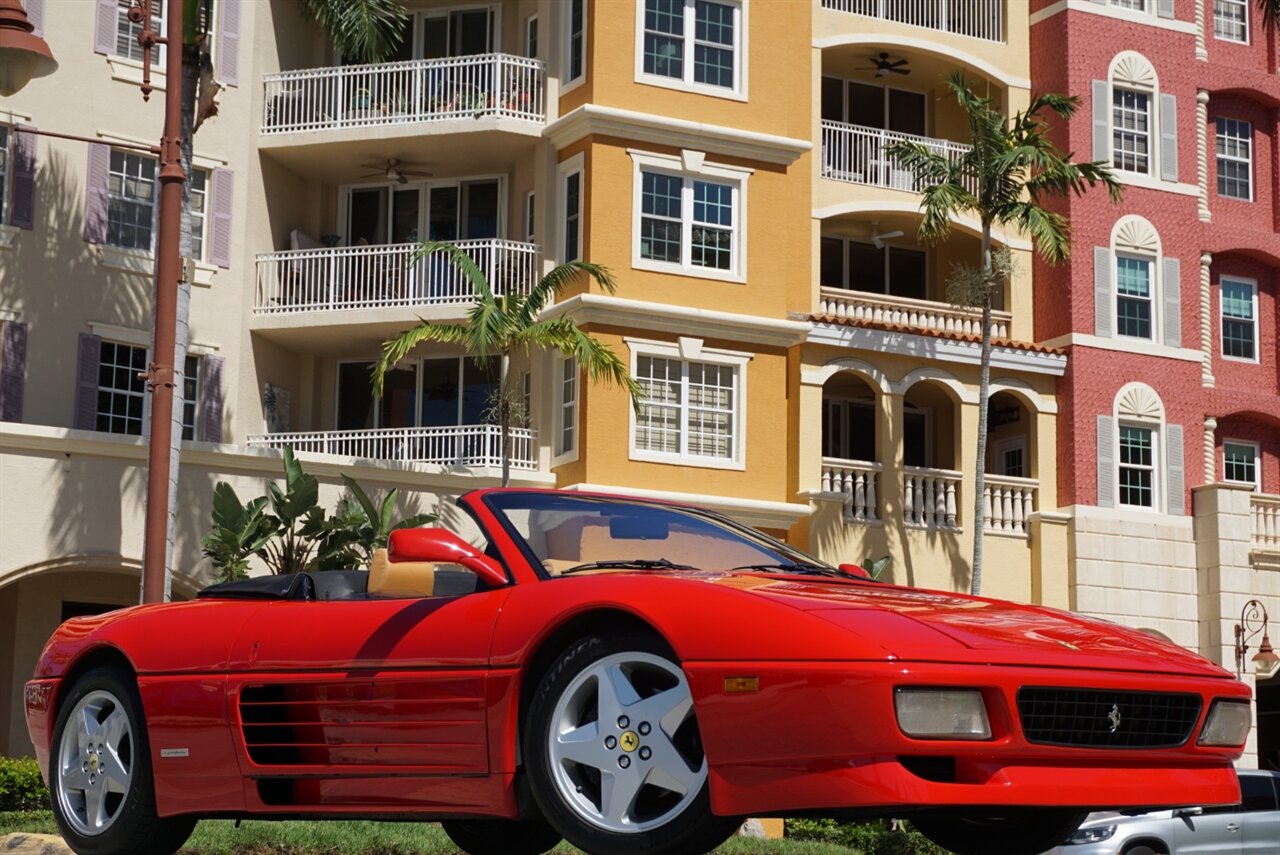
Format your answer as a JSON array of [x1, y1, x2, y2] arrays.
[[372, 321, 470, 394], [297, 0, 407, 63], [412, 240, 495, 303], [520, 261, 618, 325], [1260, 0, 1278, 32], [1011, 202, 1073, 265], [517, 319, 644, 411]]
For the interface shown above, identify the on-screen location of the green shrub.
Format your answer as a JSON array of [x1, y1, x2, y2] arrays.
[[785, 818, 946, 855], [0, 756, 48, 812]]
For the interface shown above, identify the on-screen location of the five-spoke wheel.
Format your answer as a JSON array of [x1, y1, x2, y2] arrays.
[[57, 689, 135, 837]]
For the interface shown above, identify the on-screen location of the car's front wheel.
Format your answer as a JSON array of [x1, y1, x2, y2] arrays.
[[525, 633, 740, 855], [911, 809, 1088, 855]]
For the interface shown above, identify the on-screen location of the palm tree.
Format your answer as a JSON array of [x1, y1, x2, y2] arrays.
[[297, 0, 409, 62], [888, 73, 1121, 596], [374, 243, 643, 487], [1259, 0, 1278, 31]]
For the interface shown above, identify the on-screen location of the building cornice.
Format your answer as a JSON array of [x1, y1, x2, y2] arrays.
[[544, 104, 812, 166], [808, 322, 1068, 377], [1038, 333, 1204, 363], [1030, 1, 1197, 34], [542, 294, 813, 348], [560, 482, 812, 529]]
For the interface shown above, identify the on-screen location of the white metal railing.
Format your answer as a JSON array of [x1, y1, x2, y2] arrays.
[[904, 466, 961, 530], [254, 239, 539, 315], [983, 474, 1038, 537], [1254, 494, 1280, 553], [822, 458, 882, 522], [818, 288, 1012, 339], [822, 120, 973, 192], [263, 54, 546, 134], [821, 0, 1005, 42], [246, 425, 537, 470]]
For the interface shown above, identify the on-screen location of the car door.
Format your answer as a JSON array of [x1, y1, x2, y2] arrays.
[[1241, 773, 1280, 853], [1174, 803, 1245, 854]]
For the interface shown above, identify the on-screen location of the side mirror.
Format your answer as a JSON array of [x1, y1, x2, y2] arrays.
[[839, 563, 871, 580], [1174, 806, 1204, 818], [388, 529, 508, 588]]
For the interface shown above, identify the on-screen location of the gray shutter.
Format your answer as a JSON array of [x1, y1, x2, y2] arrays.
[[83, 144, 109, 244], [22, 0, 44, 37], [1094, 247, 1113, 338], [1162, 257, 1182, 348], [75, 333, 102, 431], [1097, 416, 1116, 509], [1166, 423, 1185, 515], [210, 167, 233, 268], [1092, 80, 1110, 164], [94, 0, 116, 55], [1157, 0, 1175, 19], [1160, 93, 1178, 181], [200, 354, 224, 443], [0, 321, 27, 422], [216, 0, 241, 86], [10, 125, 36, 230]]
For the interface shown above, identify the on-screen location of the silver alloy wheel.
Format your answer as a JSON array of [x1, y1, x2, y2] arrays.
[[547, 651, 707, 834], [57, 689, 134, 837]]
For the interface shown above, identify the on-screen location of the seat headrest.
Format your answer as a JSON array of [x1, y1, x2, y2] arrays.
[[368, 548, 436, 598]]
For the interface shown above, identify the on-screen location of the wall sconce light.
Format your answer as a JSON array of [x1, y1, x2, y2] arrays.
[[1236, 599, 1280, 678]]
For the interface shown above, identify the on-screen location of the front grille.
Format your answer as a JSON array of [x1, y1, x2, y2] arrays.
[[1017, 687, 1202, 749]]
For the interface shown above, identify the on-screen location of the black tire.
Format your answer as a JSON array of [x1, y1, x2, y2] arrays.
[[524, 633, 741, 855], [1123, 846, 1165, 855], [441, 817, 562, 855], [48, 666, 197, 855], [911, 809, 1088, 855]]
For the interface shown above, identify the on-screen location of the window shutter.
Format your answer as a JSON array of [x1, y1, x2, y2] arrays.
[[22, 0, 44, 37], [1157, 0, 1175, 19], [216, 0, 241, 86], [1162, 257, 1182, 348], [83, 143, 110, 244], [94, 0, 117, 55], [210, 167, 234, 268], [1159, 93, 1178, 181], [10, 125, 36, 230], [1097, 415, 1116, 509], [0, 321, 27, 422], [1094, 247, 1113, 338], [1092, 80, 1110, 163], [1166, 423, 1185, 515], [200, 354, 225, 443], [75, 333, 102, 431]]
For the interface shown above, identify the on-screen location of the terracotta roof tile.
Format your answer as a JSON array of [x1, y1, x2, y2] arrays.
[[808, 313, 1066, 356]]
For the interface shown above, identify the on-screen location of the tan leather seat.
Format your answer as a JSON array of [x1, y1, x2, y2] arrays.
[[368, 548, 436, 597]]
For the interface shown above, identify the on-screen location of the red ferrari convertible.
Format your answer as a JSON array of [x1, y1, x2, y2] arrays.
[[26, 489, 1252, 855]]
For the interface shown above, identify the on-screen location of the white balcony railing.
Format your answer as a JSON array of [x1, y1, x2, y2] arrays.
[[263, 54, 546, 134], [904, 466, 961, 530], [818, 288, 1012, 339], [254, 239, 539, 315], [983, 474, 1038, 537], [822, 0, 1005, 42], [822, 120, 973, 193], [821, 458, 882, 522], [1254, 494, 1280, 553], [246, 425, 537, 470]]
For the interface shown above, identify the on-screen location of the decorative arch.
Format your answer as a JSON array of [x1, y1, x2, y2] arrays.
[[1114, 382, 1166, 424], [891, 367, 976, 404], [812, 33, 1032, 91], [1111, 215, 1162, 257], [804, 358, 891, 395], [1109, 51, 1158, 91], [812, 201, 1033, 251], [988, 378, 1057, 415]]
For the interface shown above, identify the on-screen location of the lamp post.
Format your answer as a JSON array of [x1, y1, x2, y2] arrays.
[[1235, 599, 1280, 677], [0, 0, 56, 96]]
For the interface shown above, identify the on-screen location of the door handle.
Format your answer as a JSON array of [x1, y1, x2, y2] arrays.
[[1226, 823, 1240, 832]]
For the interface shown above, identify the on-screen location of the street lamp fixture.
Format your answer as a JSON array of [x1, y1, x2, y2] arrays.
[[0, 0, 57, 97], [1235, 599, 1280, 678]]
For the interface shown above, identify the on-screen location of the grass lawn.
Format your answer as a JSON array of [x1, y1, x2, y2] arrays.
[[0, 812, 859, 854]]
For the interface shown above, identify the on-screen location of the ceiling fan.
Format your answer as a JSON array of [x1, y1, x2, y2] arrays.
[[870, 225, 905, 250], [863, 53, 910, 78], [359, 158, 432, 184]]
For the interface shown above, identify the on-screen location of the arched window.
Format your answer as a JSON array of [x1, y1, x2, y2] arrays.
[[1093, 52, 1178, 183], [1094, 216, 1182, 348], [1097, 383, 1185, 514]]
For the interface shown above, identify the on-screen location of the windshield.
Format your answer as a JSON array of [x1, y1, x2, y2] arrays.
[[484, 493, 833, 577]]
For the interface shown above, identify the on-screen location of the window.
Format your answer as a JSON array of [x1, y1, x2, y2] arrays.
[[181, 354, 200, 441], [565, 0, 585, 87], [1112, 89, 1150, 174], [640, 0, 742, 95], [336, 357, 500, 431], [189, 168, 209, 261], [115, 0, 164, 66], [1110, 0, 1146, 9], [633, 352, 742, 465], [821, 236, 927, 300], [1118, 424, 1156, 508], [1216, 118, 1252, 200], [96, 341, 147, 435], [521, 371, 531, 428], [0, 125, 10, 224], [822, 398, 875, 462], [640, 172, 736, 273], [1220, 277, 1257, 361], [562, 168, 581, 262], [525, 191, 535, 243], [1116, 255, 1153, 339], [1241, 775, 1279, 812], [526, 15, 538, 58], [107, 150, 156, 251], [1223, 441, 1259, 490], [1214, 0, 1249, 42], [557, 358, 577, 457], [822, 78, 927, 136]]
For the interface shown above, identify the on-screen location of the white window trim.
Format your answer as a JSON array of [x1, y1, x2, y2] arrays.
[[557, 152, 584, 263], [552, 354, 579, 465], [525, 13, 539, 59], [625, 336, 750, 471], [628, 148, 750, 284], [994, 435, 1029, 478], [95, 338, 151, 437], [1116, 420, 1160, 511], [1110, 86, 1154, 178], [822, 234, 930, 298], [1222, 439, 1261, 491], [633, 0, 748, 102], [1113, 251, 1158, 342], [1112, 383, 1168, 513], [335, 173, 508, 246], [1219, 275, 1259, 363], [562, 0, 586, 94], [182, 354, 202, 441], [1215, 117, 1254, 202], [1213, 0, 1250, 44], [525, 190, 536, 244]]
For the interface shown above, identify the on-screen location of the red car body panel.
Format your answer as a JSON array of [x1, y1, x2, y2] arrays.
[[26, 488, 1251, 823]]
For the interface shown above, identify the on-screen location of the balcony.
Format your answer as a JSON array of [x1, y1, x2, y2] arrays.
[[821, 0, 1005, 43], [821, 121, 972, 193], [1255, 494, 1280, 554], [262, 54, 546, 136], [821, 458, 882, 523], [984, 475, 1038, 537], [246, 425, 537, 471], [818, 288, 1012, 339], [254, 239, 539, 317], [904, 466, 961, 531]]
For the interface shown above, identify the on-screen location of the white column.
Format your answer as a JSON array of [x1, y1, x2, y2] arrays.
[[1204, 416, 1218, 485], [1195, 0, 1208, 61], [1201, 252, 1215, 387], [1197, 91, 1211, 222]]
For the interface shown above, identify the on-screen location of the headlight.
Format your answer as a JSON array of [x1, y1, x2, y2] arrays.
[[894, 688, 991, 740], [1198, 700, 1251, 746], [1066, 825, 1117, 844]]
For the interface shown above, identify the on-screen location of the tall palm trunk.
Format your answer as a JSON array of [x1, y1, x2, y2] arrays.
[[970, 219, 994, 596], [499, 351, 511, 487]]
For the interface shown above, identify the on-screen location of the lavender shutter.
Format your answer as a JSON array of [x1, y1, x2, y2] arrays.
[[83, 144, 110, 244], [1157, 0, 1175, 19], [1092, 80, 1110, 164], [1166, 423, 1185, 515], [0, 321, 28, 422], [93, 0, 117, 55], [10, 125, 36, 230], [216, 0, 241, 86], [200, 354, 224, 443], [210, 167, 233, 268], [23, 0, 44, 37], [75, 333, 102, 431], [1096, 415, 1116, 509]]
